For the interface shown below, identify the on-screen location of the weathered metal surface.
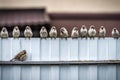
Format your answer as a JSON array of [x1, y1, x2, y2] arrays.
[[0, 37, 119, 61], [0, 65, 120, 80], [0, 60, 120, 65], [0, 38, 120, 80]]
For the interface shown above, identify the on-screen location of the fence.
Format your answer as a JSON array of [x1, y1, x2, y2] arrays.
[[0, 38, 120, 80]]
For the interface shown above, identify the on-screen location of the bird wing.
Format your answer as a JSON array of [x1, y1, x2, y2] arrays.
[[14, 51, 25, 59]]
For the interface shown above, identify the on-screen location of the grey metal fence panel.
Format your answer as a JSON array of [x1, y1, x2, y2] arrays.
[[41, 38, 52, 61], [20, 39, 32, 80], [79, 38, 88, 60], [69, 38, 79, 61], [41, 66, 50, 80], [117, 39, 120, 60], [70, 66, 79, 80], [50, 66, 59, 80], [12, 39, 21, 80], [0, 38, 119, 61], [0, 38, 120, 80], [108, 38, 117, 60], [60, 39, 69, 61], [31, 38, 40, 80], [0, 38, 1, 80], [1, 39, 13, 80], [0, 65, 120, 80], [1, 39, 12, 61], [79, 65, 89, 80], [117, 65, 120, 80], [98, 65, 117, 80], [98, 38, 108, 60], [50, 39, 59, 80], [89, 38, 98, 60], [31, 38, 40, 61], [88, 38, 98, 80], [50, 38, 59, 61]]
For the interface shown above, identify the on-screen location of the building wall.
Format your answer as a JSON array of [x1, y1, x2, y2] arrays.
[[0, 0, 120, 13]]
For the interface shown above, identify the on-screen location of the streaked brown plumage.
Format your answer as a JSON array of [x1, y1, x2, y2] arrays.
[[10, 50, 26, 61], [12, 26, 20, 38], [60, 27, 68, 38], [24, 26, 33, 38], [19, 54, 27, 61]]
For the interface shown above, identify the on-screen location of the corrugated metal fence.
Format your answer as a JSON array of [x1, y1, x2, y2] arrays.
[[0, 38, 120, 80]]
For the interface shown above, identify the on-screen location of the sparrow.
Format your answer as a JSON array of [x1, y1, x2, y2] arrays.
[[111, 28, 119, 38], [60, 27, 69, 38], [99, 26, 106, 38], [49, 26, 57, 38], [24, 26, 33, 38], [10, 50, 27, 61], [88, 25, 96, 38], [71, 27, 79, 38], [0, 27, 9, 38], [12, 26, 20, 38], [80, 25, 87, 38], [40, 26, 48, 38]]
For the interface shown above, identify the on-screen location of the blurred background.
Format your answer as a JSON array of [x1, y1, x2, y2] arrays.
[[0, 0, 120, 37], [0, 0, 120, 13]]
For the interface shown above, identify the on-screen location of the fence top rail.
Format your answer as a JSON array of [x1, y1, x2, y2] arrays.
[[0, 60, 120, 65]]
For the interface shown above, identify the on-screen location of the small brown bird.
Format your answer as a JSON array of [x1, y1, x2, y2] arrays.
[[99, 26, 106, 38], [12, 26, 20, 38], [112, 28, 119, 38], [60, 27, 69, 38], [24, 26, 33, 38], [40, 26, 48, 38], [80, 25, 87, 38], [88, 25, 96, 38], [0, 27, 9, 38], [71, 27, 79, 38], [49, 26, 57, 38], [10, 50, 27, 61]]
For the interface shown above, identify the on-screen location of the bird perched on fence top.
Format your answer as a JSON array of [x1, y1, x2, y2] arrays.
[[88, 25, 96, 38], [10, 50, 27, 62], [71, 27, 79, 38], [0, 27, 9, 38], [24, 26, 33, 38], [111, 28, 119, 38], [12, 26, 20, 38], [60, 27, 69, 38], [49, 26, 57, 38], [40, 26, 48, 38], [80, 25, 87, 38], [99, 26, 106, 38]]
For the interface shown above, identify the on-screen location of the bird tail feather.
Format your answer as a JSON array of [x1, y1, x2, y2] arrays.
[[10, 58, 18, 62]]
